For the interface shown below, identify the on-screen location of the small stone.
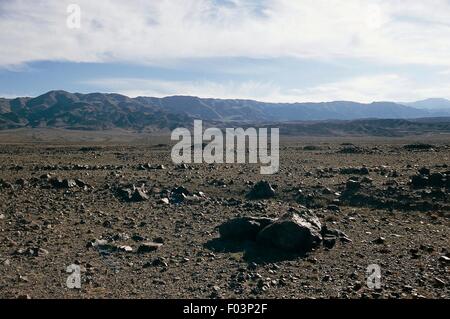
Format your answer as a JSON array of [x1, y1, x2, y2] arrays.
[[137, 242, 163, 253], [438, 255, 450, 264], [131, 234, 145, 242], [247, 262, 258, 271], [247, 181, 276, 199], [418, 167, 430, 176], [403, 285, 414, 292], [19, 275, 29, 282], [429, 173, 445, 187], [159, 198, 170, 204], [102, 220, 112, 228], [323, 237, 336, 249], [63, 179, 77, 188], [172, 186, 190, 196], [150, 258, 168, 268], [326, 205, 340, 212], [346, 179, 360, 191], [131, 188, 149, 201], [433, 277, 445, 288], [118, 245, 133, 252], [38, 248, 49, 256], [411, 175, 428, 189], [372, 237, 385, 245], [353, 281, 363, 291]]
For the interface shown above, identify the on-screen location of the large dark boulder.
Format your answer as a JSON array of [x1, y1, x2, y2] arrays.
[[218, 216, 275, 241], [256, 210, 322, 253], [429, 173, 445, 187], [411, 175, 428, 189]]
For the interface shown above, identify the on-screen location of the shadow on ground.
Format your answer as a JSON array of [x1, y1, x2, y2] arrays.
[[204, 238, 307, 264]]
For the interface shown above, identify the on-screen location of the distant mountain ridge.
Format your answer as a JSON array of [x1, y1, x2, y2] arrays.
[[402, 98, 450, 110], [1, 90, 450, 130]]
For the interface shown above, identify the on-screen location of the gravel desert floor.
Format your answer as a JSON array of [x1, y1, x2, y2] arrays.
[[0, 134, 449, 299]]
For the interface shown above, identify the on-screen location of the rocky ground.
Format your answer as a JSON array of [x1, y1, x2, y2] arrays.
[[0, 136, 449, 299]]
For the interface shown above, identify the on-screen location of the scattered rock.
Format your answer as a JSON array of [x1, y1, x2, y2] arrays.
[[137, 242, 163, 253], [14, 247, 49, 257], [429, 173, 445, 187], [247, 181, 276, 199], [411, 175, 428, 189], [338, 146, 365, 154], [131, 187, 149, 201], [340, 167, 369, 175], [159, 198, 170, 205], [322, 237, 336, 249], [418, 167, 430, 176], [372, 237, 386, 245], [86, 239, 117, 253], [117, 184, 149, 202], [404, 143, 435, 151], [438, 255, 450, 264], [433, 277, 445, 288], [117, 245, 133, 253], [346, 179, 361, 191]]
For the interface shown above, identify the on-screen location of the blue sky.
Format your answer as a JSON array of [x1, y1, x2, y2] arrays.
[[1, 0, 450, 102]]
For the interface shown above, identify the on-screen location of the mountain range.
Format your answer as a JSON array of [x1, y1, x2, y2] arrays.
[[1, 90, 450, 131]]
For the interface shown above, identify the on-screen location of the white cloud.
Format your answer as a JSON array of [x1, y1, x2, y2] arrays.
[[82, 77, 281, 100], [2, 0, 450, 67], [82, 74, 450, 103], [281, 74, 450, 103]]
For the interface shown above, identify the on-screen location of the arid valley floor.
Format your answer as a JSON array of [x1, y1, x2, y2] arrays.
[[0, 130, 449, 299]]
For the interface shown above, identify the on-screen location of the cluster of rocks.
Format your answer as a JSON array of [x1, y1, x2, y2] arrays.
[[47, 176, 91, 190], [115, 183, 206, 204], [410, 168, 450, 189], [403, 143, 436, 151], [136, 163, 166, 170], [1, 164, 24, 171], [337, 146, 366, 154], [296, 186, 340, 209], [31, 164, 125, 171], [339, 167, 370, 175], [116, 184, 150, 202], [341, 172, 450, 212], [303, 145, 323, 151], [14, 247, 49, 257], [0, 178, 13, 189], [87, 236, 163, 255], [0, 175, 92, 191], [217, 208, 350, 254], [159, 186, 207, 204]]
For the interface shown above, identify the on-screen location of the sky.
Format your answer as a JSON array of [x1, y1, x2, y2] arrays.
[[1, 0, 450, 102]]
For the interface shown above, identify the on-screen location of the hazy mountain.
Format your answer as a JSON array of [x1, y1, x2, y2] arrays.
[[402, 98, 450, 110], [1, 90, 449, 130]]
